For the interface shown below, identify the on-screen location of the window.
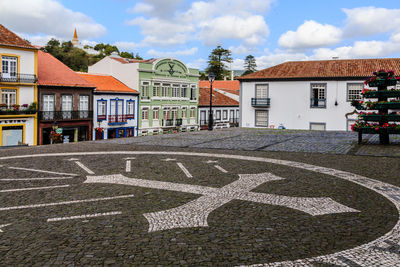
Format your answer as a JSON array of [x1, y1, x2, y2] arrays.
[[216, 110, 221, 120], [126, 100, 135, 119], [310, 83, 326, 108], [172, 84, 180, 97], [1, 89, 17, 107], [142, 108, 149, 120], [141, 82, 150, 99], [153, 108, 159, 120], [190, 85, 197, 100], [255, 84, 268, 98], [97, 100, 106, 121], [1, 56, 17, 80], [255, 110, 268, 127], [110, 99, 123, 115], [42, 94, 55, 120], [310, 123, 326, 131], [79, 95, 89, 118], [163, 109, 169, 120], [190, 107, 196, 118], [61, 95, 73, 119], [162, 84, 169, 97], [223, 110, 228, 120], [153, 83, 160, 97], [127, 128, 134, 137], [181, 107, 187, 118], [171, 108, 178, 119], [347, 83, 363, 101], [181, 85, 187, 98]]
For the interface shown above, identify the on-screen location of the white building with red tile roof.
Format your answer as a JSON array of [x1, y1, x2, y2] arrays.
[[238, 58, 400, 131], [78, 73, 139, 139], [0, 24, 38, 147]]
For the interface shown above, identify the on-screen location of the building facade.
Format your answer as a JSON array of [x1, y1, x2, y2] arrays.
[[238, 58, 400, 131], [89, 55, 200, 135], [0, 24, 38, 147], [37, 51, 95, 145], [78, 73, 139, 140], [198, 81, 239, 129]]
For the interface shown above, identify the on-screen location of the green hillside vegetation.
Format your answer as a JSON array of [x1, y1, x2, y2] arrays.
[[41, 39, 143, 72]]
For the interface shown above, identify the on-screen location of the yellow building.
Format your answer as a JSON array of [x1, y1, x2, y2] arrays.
[[0, 24, 38, 146]]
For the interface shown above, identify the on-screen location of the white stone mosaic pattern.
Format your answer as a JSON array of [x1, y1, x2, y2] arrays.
[[1, 151, 399, 265], [85, 172, 358, 232]]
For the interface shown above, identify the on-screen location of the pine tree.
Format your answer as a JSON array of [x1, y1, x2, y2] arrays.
[[243, 55, 257, 75], [205, 46, 232, 80]]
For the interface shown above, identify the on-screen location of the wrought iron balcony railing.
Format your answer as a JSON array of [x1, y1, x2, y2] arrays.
[[310, 98, 326, 108], [0, 73, 37, 83], [108, 115, 128, 124], [251, 98, 270, 107], [162, 119, 182, 127], [39, 111, 93, 121]]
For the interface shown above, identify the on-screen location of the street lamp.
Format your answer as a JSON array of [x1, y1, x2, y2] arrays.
[[208, 72, 215, 131], [52, 121, 58, 131]]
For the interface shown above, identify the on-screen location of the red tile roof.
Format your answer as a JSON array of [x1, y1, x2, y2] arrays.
[[110, 56, 156, 64], [38, 50, 95, 88], [199, 80, 239, 90], [0, 24, 36, 49], [78, 73, 138, 94], [238, 58, 400, 80], [198, 87, 239, 107]]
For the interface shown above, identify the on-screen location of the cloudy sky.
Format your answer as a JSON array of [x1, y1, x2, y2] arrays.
[[1, 0, 400, 71]]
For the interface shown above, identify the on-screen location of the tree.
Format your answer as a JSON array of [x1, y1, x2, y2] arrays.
[[205, 46, 232, 80], [242, 55, 257, 75]]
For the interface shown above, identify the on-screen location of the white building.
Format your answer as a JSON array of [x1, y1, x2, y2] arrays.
[[198, 81, 239, 129], [0, 24, 38, 146], [78, 73, 139, 139], [238, 58, 400, 131]]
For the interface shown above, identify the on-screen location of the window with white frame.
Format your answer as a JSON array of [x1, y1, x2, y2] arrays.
[[190, 107, 196, 118], [110, 99, 123, 115], [190, 85, 196, 100], [79, 95, 89, 118], [61, 94, 73, 119], [171, 108, 178, 119], [1, 56, 17, 79], [255, 110, 268, 127], [153, 108, 159, 120], [163, 108, 169, 119], [347, 83, 363, 101], [255, 84, 268, 98], [310, 83, 326, 108], [216, 110, 221, 120], [223, 110, 228, 120], [162, 84, 169, 97], [153, 83, 160, 97], [126, 100, 135, 119], [42, 94, 55, 120], [181, 85, 187, 98], [172, 84, 180, 97], [181, 107, 187, 118], [141, 82, 150, 99], [1, 89, 17, 106], [97, 100, 106, 121], [142, 108, 149, 120]]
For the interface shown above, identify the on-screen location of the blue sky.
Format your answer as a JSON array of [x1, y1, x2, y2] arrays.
[[1, 0, 400, 70]]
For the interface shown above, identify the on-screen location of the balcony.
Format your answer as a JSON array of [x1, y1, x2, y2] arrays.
[[0, 73, 37, 83], [162, 119, 182, 127], [310, 98, 326, 108], [251, 98, 270, 107], [39, 111, 93, 121], [108, 115, 128, 125], [0, 105, 37, 115]]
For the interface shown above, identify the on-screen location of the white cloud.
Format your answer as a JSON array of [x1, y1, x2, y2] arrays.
[[229, 45, 257, 55], [127, 0, 184, 18], [186, 58, 207, 69], [114, 41, 142, 51], [0, 0, 106, 40], [127, 3, 154, 14], [343, 7, 400, 37], [147, 47, 198, 57], [199, 15, 269, 46], [278, 20, 342, 50]]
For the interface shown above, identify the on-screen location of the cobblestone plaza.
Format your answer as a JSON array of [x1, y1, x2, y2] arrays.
[[0, 128, 399, 266]]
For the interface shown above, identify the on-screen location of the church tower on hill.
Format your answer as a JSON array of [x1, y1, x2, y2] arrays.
[[72, 28, 79, 46]]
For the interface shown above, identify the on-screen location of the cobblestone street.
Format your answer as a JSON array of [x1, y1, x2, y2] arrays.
[[0, 129, 399, 266]]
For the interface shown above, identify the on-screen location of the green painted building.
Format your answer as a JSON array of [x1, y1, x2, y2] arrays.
[[89, 55, 200, 135]]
